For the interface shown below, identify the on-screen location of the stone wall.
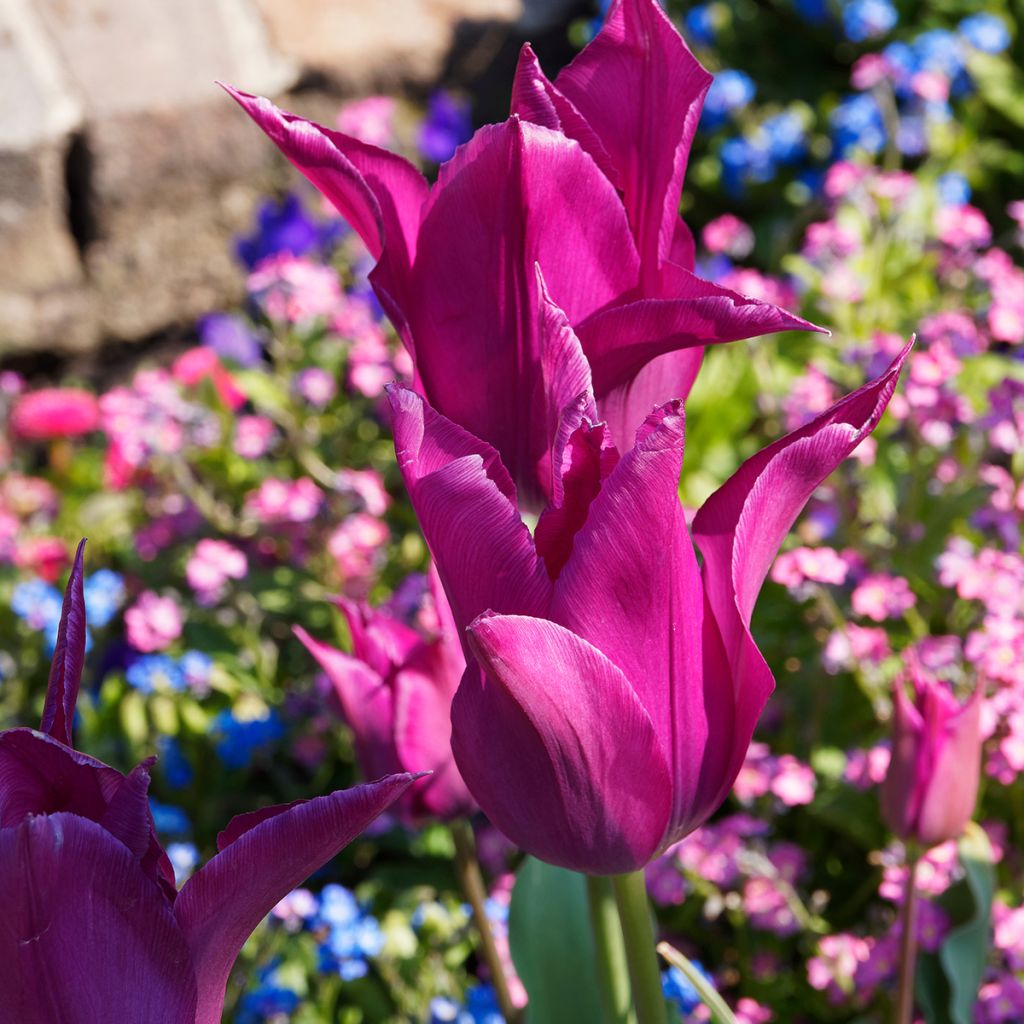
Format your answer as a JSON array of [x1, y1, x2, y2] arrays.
[[0, 0, 569, 360]]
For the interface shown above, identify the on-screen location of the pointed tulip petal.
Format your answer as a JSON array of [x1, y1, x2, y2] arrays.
[[510, 44, 622, 188], [555, 0, 712, 276], [549, 402, 709, 832], [578, 267, 827, 399], [387, 385, 551, 633], [692, 344, 910, 807], [177, 774, 417, 1024], [41, 538, 87, 747], [408, 118, 638, 504], [293, 626, 402, 782], [332, 596, 421, 680], [0, 813, 196, 1024], [457, 614, 672, 874]]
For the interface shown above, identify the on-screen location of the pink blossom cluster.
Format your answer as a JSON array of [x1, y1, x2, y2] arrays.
[[734, 743, 817, 807], [186, 539, 248, 605], [247, 254, 344, 326]]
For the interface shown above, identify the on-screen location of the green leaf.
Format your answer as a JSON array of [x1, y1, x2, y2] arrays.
[[967, 52, 1024, 129], [509, 858, 604, 1024], [917, 823, 995, 1024]]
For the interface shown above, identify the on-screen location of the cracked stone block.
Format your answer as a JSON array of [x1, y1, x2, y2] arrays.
[[255, 0, 523, 90]]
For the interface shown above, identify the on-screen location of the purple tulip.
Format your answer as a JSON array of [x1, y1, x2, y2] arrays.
[[385, 331, 909, 876], [295, 566, 475, 824], [880, 660, 983, 849], [0, 540, 418, 1023], [222, 0, 822, 509]]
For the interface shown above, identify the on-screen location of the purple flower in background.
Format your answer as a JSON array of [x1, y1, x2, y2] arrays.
[[198, 313, 264, 368], [417, 90, 473, 163], [235, 193, 343, 269], [0, 541, 417, 1024]]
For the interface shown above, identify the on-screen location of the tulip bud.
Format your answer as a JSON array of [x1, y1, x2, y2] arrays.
[[880, 665, 983, 849]]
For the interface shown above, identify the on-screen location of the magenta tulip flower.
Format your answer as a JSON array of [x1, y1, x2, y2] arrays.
[[880, 661, 983, 849], [295, 566, 475, 824], [386, 329, 909, 875], [222, 0, 822, 508], [0, 541, 418, 1024]]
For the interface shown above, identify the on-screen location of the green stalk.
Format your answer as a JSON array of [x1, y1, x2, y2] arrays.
[[586, 875, 635, 1024], [894, 853, 920, 1024], [611, 872, 668, 1024], [450, 819, 520, 1024], [657, 943, 738, 1024]]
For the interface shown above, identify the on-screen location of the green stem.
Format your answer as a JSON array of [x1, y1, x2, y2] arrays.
[[450, 820, 520, 1024], [657, 943, 738, 1024], [611, 872, 667, 1024], [586, 876, 635, 1024], [894, 853, 920, 1024]]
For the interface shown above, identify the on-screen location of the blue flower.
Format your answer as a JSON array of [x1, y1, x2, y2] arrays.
[[236, 963, 301, 1024], [702, 70, 756, 130], [959, 13, 1010, 54], [126, 654, 185, 695], [683, 4, 716, 47], [197, 313, 264, 368], [83, 569, 125, 628], [418, 91, 473, 164], [761, 110, 806, 164], [180, 649, 213, 693], [792, 0, 829, 24], [157, 736, 194, 789], [937, 172, 971, 206], [166, 841, 199, 884], [841, 0, 897, 43], [316, 884, 385, 981], [211, 708, 284, 769], [149, 798, 191, 836], [720, 135, 776, 195], [11, 578, 63, 631], [430, 997, 461, 1024], [235, 192, 343, 269], [463, 984, 504, 1024], [830, 93, 886, 156], [913, 29, 964, 79], [662, 962, 713, 1015]]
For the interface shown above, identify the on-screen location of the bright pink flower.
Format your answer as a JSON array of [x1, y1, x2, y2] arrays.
[[936, 204, 992, 249], [244, 478, 323, 525], [0, 541, 415, 1023], [851, 573, 916, 621], [225, 0, 822, 508], [910, 70, 949, 101], [125, 591, 184, 653], [13, 535, 68, 583], [769, 755, 816, 806], [880, 662, 983, 848], [771, 546, 850, 589], [247, 254, 343, 326], [234, 415, 276, 459], [385, 338, 907, 874], [10, 388, 100, 440], [327, 513, 389, 591], [824, 161, 870, 199], [294, 367, 337, 407], [851, 53, 889, 89], [186, 540, 248, 604], [336, 95, 397, 147], [295, 567, 475, 823], [172, 347, 246, 411], [337, 468, 391, 517], [702, 214, 754, 257], [844, 744, 890, 789], [781, 367, 837, 430]]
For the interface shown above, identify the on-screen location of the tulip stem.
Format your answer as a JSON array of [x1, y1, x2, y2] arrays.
[[894, 853, 920, 1024], [586, 875, 636, 1024], [612, 871, 668, 1024], [451, 819, 519, 1023]]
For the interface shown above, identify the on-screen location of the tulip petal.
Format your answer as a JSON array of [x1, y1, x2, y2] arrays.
[[549, 402, 710, 833], [578, 267, 827, 399], [40, 538, 86, 747], [333, 596, 422, 680], [387, 385, 551, 633], [555, 0, 712, 276], [457, 614, 672, 874], [692, 343, 910, 807], [293, 627, 401, 782], [0, 812, 196, 1024], [510, 44, 622, 188], [177, 774, 417, 1024], [409, 118, 638, 505]]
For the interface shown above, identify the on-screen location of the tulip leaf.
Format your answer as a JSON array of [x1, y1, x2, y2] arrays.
[[916, 824, 995, 1024], [508, 857, 604, 1024]]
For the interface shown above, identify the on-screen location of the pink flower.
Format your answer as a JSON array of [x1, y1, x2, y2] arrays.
[[807, 933, 870, 1004], [186, 540, 248, 603], [771, 546, 850, 589], [701, 214, 754, 257], [235, 415, 276, 459], [244, 478, 323, 525], [769, 755, 816, 806], [910, 70, 949, 102], [13, 536, 69, 583], [247, 255, 342, 325], [743, 876, 799, 937], [337, 468, 391, 517], [824, 161, 870, 200], [781, 367, 837, 430], [294, 368, 337, 407], [844, 744, 890, 789], [851, 573, 916, 622], [336, 96, 397, 147], [851, 53, 889, 89], [936, 204, 992, 249], [125, 592, 184, 653], [10, 388, 100, 440], [327, 513, 389, 592], [172, 348, 245, 411]]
